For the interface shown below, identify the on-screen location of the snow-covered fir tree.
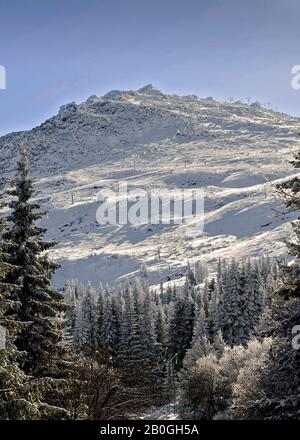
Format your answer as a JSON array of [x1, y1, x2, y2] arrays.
[[194, 260, 209, 284], [97, 295, 119, 364], [3, 145, 69, 379], [74, 282, 97, 357], [0, 203, 40, 419], [217, 258, 274, 346], [116, 284, 145, 385], [1, 145, 73, 419], [169, 277, 195, 369]]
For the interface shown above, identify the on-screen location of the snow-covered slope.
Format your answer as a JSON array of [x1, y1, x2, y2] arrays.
[[1, 85, 299, 287]]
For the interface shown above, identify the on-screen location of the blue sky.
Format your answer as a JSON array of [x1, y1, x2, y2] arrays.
[[0, 0, 300, 135]]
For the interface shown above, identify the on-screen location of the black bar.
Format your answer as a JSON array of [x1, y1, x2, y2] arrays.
[[0, 420, 298, 438]]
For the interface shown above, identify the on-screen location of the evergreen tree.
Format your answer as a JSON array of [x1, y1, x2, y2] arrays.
[[186, 261, 197, 287], [169, 287, 195, 369], [116, 285, 144, 383], [98, 296, 119, 363], [64, 279, 79, 346], [217, 259, 245, 345], [217, 258, 267, 346], [0, 203, 40, 419], [1, 145, 73, 419], [139, 288, 162, 386], [194, 260, 209, 284], [74, 282, 97, 357], [4, 145, 69, 378], [156, 304, 169, 350]]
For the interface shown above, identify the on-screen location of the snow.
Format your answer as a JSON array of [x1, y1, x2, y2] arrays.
[[0, 86, 299, 289], [141, 404, 179, 420]]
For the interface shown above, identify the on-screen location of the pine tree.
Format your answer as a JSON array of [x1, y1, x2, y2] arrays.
[[139, 288, 162, 386], [4, 145, 69, 379], [194, 260, 209, 284], [243, 259, 265, 334], [64, 279, 79, 346], [116, 285, 144, 384], [74, 282, 97, 357], [217, 259, 244, 345], [186, 261, 197, 287], [0, 198, 39, 419], [169, 286, 195, 369], [156, 304, 169, 350], [98, 296, 119, 363], [217, 258, 267, 346], [0, 297, 39, 419]]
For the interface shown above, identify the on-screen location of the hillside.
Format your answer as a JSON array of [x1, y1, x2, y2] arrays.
[[0, 85, 299, 288]]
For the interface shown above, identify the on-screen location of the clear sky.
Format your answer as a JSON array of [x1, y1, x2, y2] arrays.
[[0, 0, 300, 135]]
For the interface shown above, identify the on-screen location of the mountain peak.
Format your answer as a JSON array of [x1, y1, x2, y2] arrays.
[[137, 84, 164, 95]]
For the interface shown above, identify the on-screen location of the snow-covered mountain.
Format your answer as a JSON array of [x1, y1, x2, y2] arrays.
[[1, 85, 299, 288]]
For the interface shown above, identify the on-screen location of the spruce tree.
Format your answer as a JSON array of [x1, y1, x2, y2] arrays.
[[186, 261, 197, 287], [4, 145, 69, 380], [98, 296, 119, 363], [169, 286, 195, 369], [156, 304, 169, 350], [63, 279, 79, 346], [139, 288, 162, 387], [116, 286, 139, 373], [0, 198, 40, 419], [217, 258, 267, 346], [73, 282, 97, 357]]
